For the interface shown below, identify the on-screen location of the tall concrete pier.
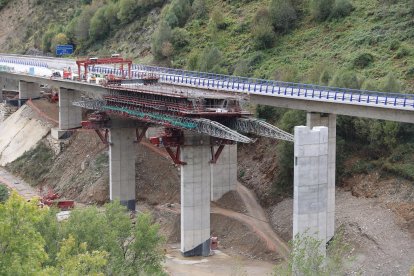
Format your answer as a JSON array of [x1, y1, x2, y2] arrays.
[[58, 88, 82, 130], [109, 127, 137, 211], [19, 80, 40, 100], [293, 126, 329, 254], [210, 144, 237, 201], [307, 113, 336, 241], [180, 131, 211, 257]]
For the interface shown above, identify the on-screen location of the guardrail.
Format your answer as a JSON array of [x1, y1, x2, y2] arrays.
[[133, 65, 414, 109], [0, 58, 48, 68]]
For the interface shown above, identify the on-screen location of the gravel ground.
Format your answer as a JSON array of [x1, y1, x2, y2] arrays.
[[267, 188, 414, 275]]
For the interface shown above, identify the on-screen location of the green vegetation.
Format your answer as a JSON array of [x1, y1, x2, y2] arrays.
[[273, 229, 352, 275], [0, 0, 10, 10], [7, 142, 54, 186], [0, 184, 9, 202], [0, 192, 166, 275]]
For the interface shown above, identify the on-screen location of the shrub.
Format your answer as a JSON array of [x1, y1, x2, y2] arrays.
[[353, 53, 374, 69], [191, 0, 208, 19], [171, 28, 189, 50], [252, 8, 275, 49], [211, 8, 227, 30], [269, 0, 297, 33], [330, 0, 353, 20], [198, 47, 222, 72], [395, 46, 410, 59], [382, 73, 401, 92], [329, 70, 361, 89], [0, 0, 10, 10], [310, 0, 334, 21], [0, 184, 8, 203], [388, 40, 400, 51]]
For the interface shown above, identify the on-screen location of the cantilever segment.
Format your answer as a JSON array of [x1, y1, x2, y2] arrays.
[[71, 100, 254, 143], [231, 118, 294, 142]]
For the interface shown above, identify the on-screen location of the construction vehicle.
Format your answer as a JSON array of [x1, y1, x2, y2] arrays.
[[63, 68, 72, 80], [39, 188, 74, 210]]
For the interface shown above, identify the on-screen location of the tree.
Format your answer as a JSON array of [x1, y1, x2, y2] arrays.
[[152, 21, 172, 60], [51, 33, 69, 54], [382, 73, 401, 92], [192, 0, 208, 19], [269, 0, 297, 33], [89, 6, 110, 41], [211, 7, 227, 30], [0, 192, 47, 275], [198, 46, 222, 72], [43, 235, 109, 275]]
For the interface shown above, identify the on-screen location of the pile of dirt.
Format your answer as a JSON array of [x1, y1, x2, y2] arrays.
[[214, 190, 247, 214]]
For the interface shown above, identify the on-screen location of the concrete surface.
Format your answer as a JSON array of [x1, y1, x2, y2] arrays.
[[109, 127, 136, 211], [307, 112, 336, 241], [19, 80, 40, 99], [180, 131, 211, 257], [58, 88, 82, 130], [211, 144, 237, 201], [293, 126, 329, 254], [0, 105, 50, 166]]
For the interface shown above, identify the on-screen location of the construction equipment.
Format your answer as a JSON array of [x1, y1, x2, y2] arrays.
[[76, 56, 133, 81], [40, 188, 75, 210]]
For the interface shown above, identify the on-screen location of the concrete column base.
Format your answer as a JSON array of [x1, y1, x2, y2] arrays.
[[307, 112, 336, 241], [109, 127, 136, 211], [294, 126, 329, 255], [180, 131, 211, 257], [59, 88, 82, 130]]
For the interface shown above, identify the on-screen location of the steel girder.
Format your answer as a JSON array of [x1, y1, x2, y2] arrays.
[[230, 118, 294, 142]]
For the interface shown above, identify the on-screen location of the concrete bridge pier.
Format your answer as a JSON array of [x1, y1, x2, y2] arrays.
[[19, 80, 40, 100], [180, 131, 211, 257], [210, 144, 237, 201], [0, 77, 4, 101], [109, 127, 137, 211], [58, 88, 82, 130], [307, 112, 336, 241], [293, 126, 329, 255]]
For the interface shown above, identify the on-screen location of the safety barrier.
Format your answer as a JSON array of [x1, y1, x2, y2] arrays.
[[0, 58, 48, 68]]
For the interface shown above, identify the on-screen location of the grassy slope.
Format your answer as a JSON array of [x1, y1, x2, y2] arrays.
[[174, 0, 414, 91]]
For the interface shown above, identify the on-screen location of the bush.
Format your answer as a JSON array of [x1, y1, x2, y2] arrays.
[[310, 0, 334, 21], [191, 0, 208, 19], [329, 70, 361, 89], [171, 28, 189, 50], [269, 0, 297, 33], [353, 53, 374, 69], [395, 46, 410, 59], [198, 46, 222, 72], [330, 0, 353, 20], [252, 8, 275, 49], [0, 184, 8, 203], [0, 0, 10, 10], [382, 73, 401, 92], [211, 8, 227, 30]]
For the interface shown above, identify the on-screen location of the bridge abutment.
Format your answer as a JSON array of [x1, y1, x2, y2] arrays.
[[306, 112, 336, 241], [180, 131, 211, 257], [109, 127, 137, 211], [19, 80, 40, 100], [293, 126, 329, 254], [58, 88, 82, 130], [210, 144, 237, 201]]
